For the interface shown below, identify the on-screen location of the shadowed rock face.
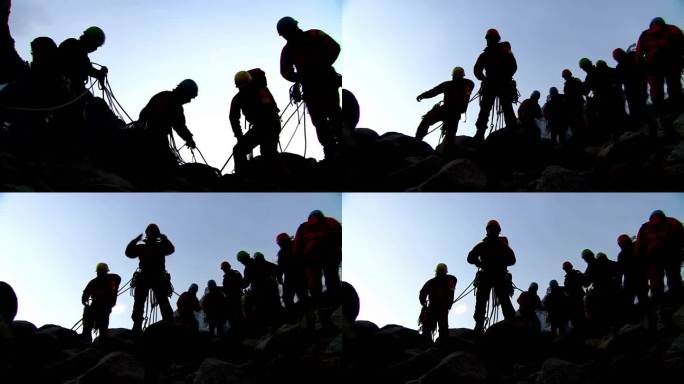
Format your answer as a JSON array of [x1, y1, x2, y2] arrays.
[[343, 302, 684, 384]]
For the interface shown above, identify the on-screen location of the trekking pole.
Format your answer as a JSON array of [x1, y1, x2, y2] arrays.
[[219, 153, 234, 174]]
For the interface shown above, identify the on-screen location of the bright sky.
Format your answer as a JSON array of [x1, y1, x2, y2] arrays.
[[9, 0, 342, 171], [342, 0, 684, 148], [343, 193, 684, 330], [0, 193, 341, 329]]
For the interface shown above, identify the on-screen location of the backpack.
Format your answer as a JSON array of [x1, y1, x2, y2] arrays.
[[248, 68, 267, 88]]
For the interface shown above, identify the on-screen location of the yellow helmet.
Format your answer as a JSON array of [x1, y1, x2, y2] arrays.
[[435, 263, 448, 275], [96, 262, 109, 274], [452, 66, 465, 79], [234, 71, 252, 88]]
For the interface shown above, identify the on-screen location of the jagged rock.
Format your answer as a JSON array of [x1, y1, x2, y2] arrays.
[[673, 305, 684, 332], [596, 323, 651, 355], [69, 351, 144, 384], [375, 132, 434, 160], [353, 128, 380, 150], [385, 155, 445, 190], [535, 358, 583, 384], [535, 165, 587, 191], [343, 89, 360, 132], [0, 281, 17, 323], [412, 158, 488, 191], [388, 347, 449, 382], [45, 347, 101, 381], [37, 325, 83, 350], [418, 351, 488, 384], [192, 358, 245, 384], [255, 323, 308, 356], [436, 135, 479, 160]]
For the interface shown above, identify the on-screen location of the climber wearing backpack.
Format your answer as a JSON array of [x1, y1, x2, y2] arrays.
[[415, 66, 475, 147], [229, 68, 281, 174], [467, 219, 516, 335], [473, 28, 518, 142], [419, 263, 457, 342], [81, 262, 121, 342]]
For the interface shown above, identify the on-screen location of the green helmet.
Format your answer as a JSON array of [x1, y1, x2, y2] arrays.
[[83, 26, 105, 46], [435, 263, 448, 275], [581, 249, 594, 259], [579, 57, 592, 68], [254, 252, 265, 261], [236, 250, 250, 261], [452, 66, 465, 79]]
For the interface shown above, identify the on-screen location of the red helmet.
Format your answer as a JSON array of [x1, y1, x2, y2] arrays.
[[612, 48, 626, 62], [562, 261, 573, 270], [485, 28, 501, 42], [617, 234, 631, 245], [220, 261, 230, 270], [562, 69, 572, 78], [276, 233, 291, 244]]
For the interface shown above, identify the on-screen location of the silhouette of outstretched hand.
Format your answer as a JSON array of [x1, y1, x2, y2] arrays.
[[134, 233, 143, 242], [416, 95, 423, 102]]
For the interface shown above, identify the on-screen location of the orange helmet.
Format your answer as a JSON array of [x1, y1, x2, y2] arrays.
[[562, 69, 572, 78], [562, 261, 573, 270], [617, 234, 631, 245], [220, 261, 230, 270], [486, 219, 501, 231], [276, 233, 291, 245], [485, 28, 501, 42]]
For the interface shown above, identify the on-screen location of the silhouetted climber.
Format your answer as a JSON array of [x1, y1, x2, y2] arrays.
[[612, 48, 649, 129], [81, 263, 121, 342], [415, 66, 475, 146], [516, 282, 542, 331], [126, 223, 175, 334], [293, 210, 342, 303], [578, 58, 602, 141], [562, 261, 586, 332], [636, 17, 684, 120], [419, 263, 457, 342], [616, 234, 649, 322], [636, 210, 684, 304], [467, 219, 516, 335], [220, 261, 244, 334], [58, 27, 108, 95], [0, 0, 26, 84], [517, 90, 543, 140], [236, 250, 258, 328], [542, 280, 569, 336], [27, 37, 64, 106], [581, 249, 615, 331], [473, 28, 518, 141], [176, 283, 200, 331], [138, 79, 198, 169], [543, 87, 569, 144], [277, 16, 343, 158], [562, 69, 587, 143], [593, 60, 627, 139], [252, 252, 283, 332], [201, 280, 227, 337], [277, 232, 308, 320], [230, 69, 281, 173]]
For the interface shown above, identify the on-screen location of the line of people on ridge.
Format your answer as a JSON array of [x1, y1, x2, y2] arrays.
[[415, 17, 684, 148], [0, 1, 343, 172], [79, 210, 342, 342], [418, 210, 684, 342]]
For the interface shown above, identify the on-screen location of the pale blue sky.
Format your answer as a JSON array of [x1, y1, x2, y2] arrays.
[[9, 0, 342, 170], [343, 193, 684, 330], [343, 0, 684, 147], [0, 193, 341, 329]]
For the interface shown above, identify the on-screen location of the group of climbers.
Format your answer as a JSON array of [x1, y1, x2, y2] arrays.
[[415, 17, 683, 148], [78, 210, 342, 342], [0, 2, 343, 173], [418, 209, 683, 342]]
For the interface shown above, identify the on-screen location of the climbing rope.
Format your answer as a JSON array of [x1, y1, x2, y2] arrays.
[[0, 82, 97, 112]]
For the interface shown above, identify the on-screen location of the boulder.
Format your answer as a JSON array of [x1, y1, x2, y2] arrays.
[[0, 282, 17, 323], [535, 165, 587, 191], [71, 351, 144, 384], [384, 155, 445, 190], [192, 358, 245, 384], [255, 323, 308, 356], [341, 281, 360, 323], [418, 351, 488, 384], [388, 347, 448, 382], [412, 159, 488, 191], [535, 358, 584, 384], [37, 325, 83, 350], [45, 347, 101, 381]]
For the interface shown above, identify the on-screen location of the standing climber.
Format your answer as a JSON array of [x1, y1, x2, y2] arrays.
[[277, 232, 308, 320], [543, 87, 569, 144], [415, 66, 475, 147], [277, 16, 343, 158], [612, 48, 649, 129], [636, 17, 684, 124], [126, 223, 175, 334], [467, 219, 516, 335], [542, 280, 569, 336], [473, 28, 518, 141], [138, 79, 198, 170], [229, 69, 281, 173], [636, 210, 684, 304], [176, 283, 201, 331], [201, 280, 227, 337], [220, 261, 244, 334], [58, 26, 108, 95], [516, 282, 542, 331], [419, 263, 457, 342], [562, 261, 586, 332], [517, 90, 543, 140], [616, 234, 649, 322], [562, 69, 587, 143], [81, 262, 121, 342], [252, 252, 283, 332]]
